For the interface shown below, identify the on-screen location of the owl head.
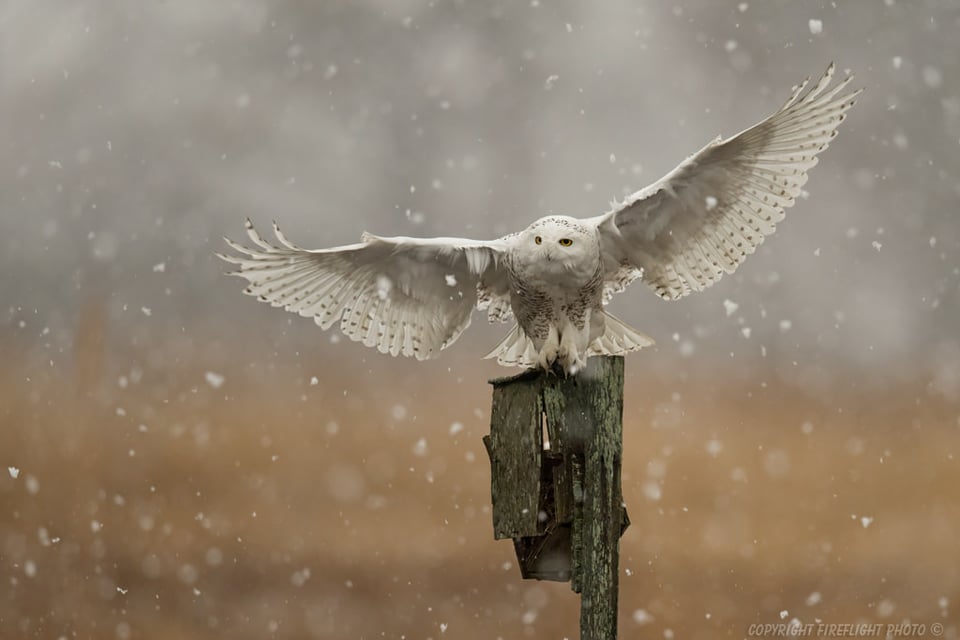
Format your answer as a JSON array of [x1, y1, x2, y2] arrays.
[[522, 215, 598, 271]]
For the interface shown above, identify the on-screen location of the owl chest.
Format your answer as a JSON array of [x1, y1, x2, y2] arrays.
[[506, 262, 603, 338]]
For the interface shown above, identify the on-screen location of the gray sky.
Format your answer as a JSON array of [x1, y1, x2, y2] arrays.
[[3, 0, 958, 394]]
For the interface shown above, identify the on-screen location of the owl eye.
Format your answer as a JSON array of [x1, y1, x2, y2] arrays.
[[534, 236, 542, 245], [559, 238, 573, 247]]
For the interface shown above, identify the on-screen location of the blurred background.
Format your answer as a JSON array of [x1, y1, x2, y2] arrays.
[[2, 0, 959, 638]]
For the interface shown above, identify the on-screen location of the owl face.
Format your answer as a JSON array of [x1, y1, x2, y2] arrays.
[[519, 216, 598, 277]]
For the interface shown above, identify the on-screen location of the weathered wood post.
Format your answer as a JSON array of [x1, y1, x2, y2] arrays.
[[484, 356, 627, 639]]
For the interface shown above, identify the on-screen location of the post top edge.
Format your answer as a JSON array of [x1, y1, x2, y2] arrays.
[[488, 367, 543, 387]]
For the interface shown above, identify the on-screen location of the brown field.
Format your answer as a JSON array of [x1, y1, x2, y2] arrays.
[[2, 339, 959, 640]]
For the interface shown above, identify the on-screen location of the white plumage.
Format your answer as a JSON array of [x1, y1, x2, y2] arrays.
[[218, 64, 860, 374]]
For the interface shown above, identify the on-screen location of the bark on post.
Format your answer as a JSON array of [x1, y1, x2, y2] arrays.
[[485, 356, 626, 640]]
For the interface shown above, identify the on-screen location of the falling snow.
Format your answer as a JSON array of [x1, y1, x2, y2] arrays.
[[204, 371, 225, 388], [922, 66, 943, 88], [290, 567, 312, 587], [412, 437, 429, 457], [1, 5, 955, 639], [633, 609, 654, 625]]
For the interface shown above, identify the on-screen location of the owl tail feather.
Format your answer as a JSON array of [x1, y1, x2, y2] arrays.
[[484, 325, 539, 369], [587, 311, 656, 356]]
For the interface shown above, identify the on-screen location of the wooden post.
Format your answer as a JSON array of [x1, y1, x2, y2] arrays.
[[484, 356, 627, 639]]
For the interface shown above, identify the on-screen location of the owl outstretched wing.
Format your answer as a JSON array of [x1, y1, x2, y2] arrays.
[[217, 221, 511, 359], [593, 63, 862, 300]]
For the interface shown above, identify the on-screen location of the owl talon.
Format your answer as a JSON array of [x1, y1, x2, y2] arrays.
[[537, 352, 554, 373], [536, 341, 559, 372]]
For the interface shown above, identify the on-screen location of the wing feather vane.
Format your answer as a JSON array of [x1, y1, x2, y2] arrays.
[[219, 222, 510, 359], [595, 64, 860, 300]]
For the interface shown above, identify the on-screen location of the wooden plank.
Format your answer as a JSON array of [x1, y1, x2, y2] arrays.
[[552, 456, 574, 526], [576, 356, 624, 640], [542, 357, 624, 638], [487, 373, 543, 539], [543, 384, 573, 530], [570, 454, 584, 595]]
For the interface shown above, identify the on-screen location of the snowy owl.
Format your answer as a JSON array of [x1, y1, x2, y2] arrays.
[[219, 64, 860, 374]]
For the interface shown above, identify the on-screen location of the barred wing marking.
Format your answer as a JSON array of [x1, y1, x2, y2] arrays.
[[217, 221, 509, 359], [596, 63, 862, 300]]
